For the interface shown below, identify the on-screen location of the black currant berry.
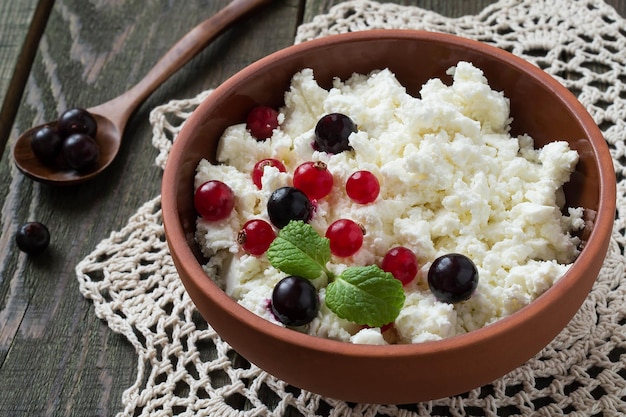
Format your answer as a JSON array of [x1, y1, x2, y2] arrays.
[[30, 125, 63, 165], [58, 108, 98, 138], [62, 133, 99, 171], [267, 187, 314, 229], [314, 113, 356, 154], [428, 253, 479, 303], [15, 222, 50, 255], [271, 276, 320, 326]]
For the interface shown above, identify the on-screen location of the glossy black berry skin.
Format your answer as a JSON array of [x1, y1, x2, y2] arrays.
[[271, 276, 320, 326], [15, 222, 50, 255], [30, 125, 63, 165], [57, 108, 98, 138], [62, 133, 99, 171], [267, 187, 314, 229], [314, 113, 356, 154], [427, 253, 479, 304]]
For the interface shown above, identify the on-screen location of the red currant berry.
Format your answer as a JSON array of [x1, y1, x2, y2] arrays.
[[325, 219, 364, 257], [238, 219, 276, 255], [381, 246, 418, 286], [194, 180, 235, 221], [380, 322, 394, 332], [362, 322, 394, 332], [252, 158, 286, 189], [346, 170, 380, 204], [293, 161, 334, 200], [246, 106, 279, 140]]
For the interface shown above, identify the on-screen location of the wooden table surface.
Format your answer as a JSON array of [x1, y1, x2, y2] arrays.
[[0, 0, 624, 415]]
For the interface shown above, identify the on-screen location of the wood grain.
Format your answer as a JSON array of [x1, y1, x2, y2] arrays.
[[0, 0, 47, 160], [1, 0, 625, 415]]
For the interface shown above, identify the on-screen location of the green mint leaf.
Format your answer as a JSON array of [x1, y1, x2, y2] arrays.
[[325, 265, 405, 327], [266, 220, 331, 280]]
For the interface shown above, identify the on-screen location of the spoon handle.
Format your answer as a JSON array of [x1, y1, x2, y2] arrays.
[[89, 0, 274, 130]]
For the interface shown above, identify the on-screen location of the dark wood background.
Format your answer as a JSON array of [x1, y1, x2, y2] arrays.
[[0, 0, 624, 415]]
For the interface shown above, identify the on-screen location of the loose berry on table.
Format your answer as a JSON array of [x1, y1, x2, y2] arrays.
[[15, 221, 50, 255], [246, 106, 279, 140]]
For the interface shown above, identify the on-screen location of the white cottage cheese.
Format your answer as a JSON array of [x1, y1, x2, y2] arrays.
[[194, 62, 583, 344]]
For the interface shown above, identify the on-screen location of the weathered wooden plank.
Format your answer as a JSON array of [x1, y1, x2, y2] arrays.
[[607, 0, 626, 12], [0, 0, 47, 162]]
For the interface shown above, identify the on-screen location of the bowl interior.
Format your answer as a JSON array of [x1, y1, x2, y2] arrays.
[[173, 31, 603, 261]]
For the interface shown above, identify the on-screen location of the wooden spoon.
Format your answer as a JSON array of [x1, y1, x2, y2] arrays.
[[12, 0, 273, 186]]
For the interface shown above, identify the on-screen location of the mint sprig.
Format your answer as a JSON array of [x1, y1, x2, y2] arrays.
[[326, 265, 405, 327], [267, 221, 406, 327], [266, 220, 332, 280]]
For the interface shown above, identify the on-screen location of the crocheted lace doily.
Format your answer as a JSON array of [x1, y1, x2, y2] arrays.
[[76, 1, 626, 415]]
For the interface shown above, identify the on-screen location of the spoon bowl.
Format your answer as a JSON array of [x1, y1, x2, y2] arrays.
[[13, 113, 120, 185], [12, 0, 272, 186]]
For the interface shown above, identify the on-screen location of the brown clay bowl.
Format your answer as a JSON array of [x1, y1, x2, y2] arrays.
[[161, 30, 616, 404]]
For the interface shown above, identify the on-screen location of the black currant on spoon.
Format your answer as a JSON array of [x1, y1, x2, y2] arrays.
[[58, 108, 98, 138], [30, 125, 63, 165]]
